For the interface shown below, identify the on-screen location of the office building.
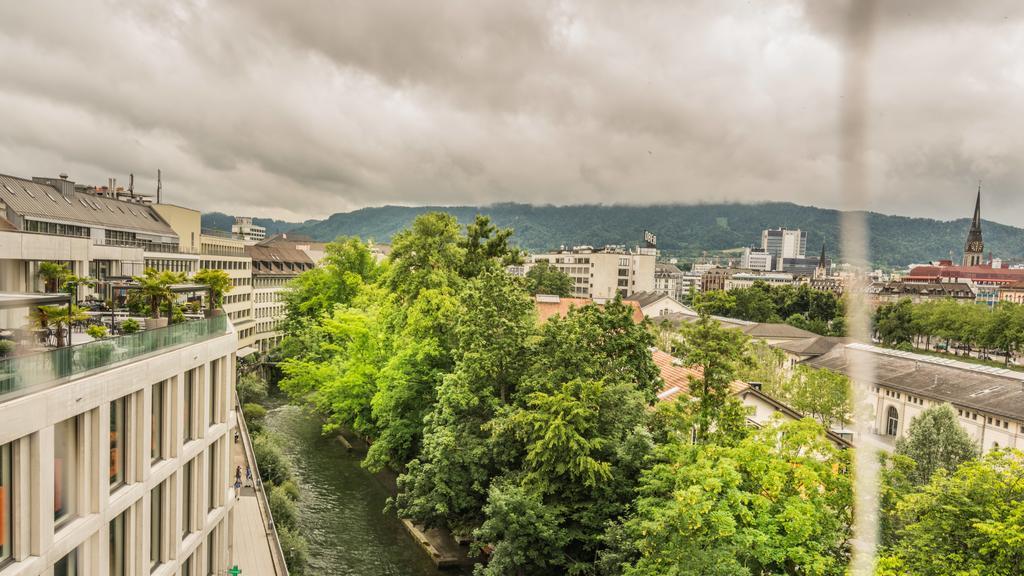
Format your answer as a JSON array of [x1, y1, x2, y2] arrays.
[[531, 245, 656, 300], [740, 247, 773, 271], [761, 228, 807, 264]]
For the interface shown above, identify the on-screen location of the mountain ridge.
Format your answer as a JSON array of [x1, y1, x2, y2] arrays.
[[201, 202, 1024, 268]]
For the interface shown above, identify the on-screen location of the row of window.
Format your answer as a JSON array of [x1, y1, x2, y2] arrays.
[[146, 258, 196, 273], [199, 259, 249, 270], [253, 277, 291, 288], [24, 219, 90, 238], [254, 291, 284, 303]]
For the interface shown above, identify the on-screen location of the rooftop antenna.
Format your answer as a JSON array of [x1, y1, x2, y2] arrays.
[[156, 169, 162, 204], [129, 173, 134, 198]]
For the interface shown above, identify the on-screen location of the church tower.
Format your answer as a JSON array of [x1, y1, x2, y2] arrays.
[[815, 242, 828, 278], [962, 186, 984, 267]]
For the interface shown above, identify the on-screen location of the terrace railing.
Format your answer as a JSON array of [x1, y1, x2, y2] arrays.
[[0, 314, 228, 402]]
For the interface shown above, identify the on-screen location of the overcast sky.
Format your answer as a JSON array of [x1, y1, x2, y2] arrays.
[[1, 1, 1022, 223]]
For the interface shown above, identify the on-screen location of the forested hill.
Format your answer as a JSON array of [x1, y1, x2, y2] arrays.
[[200, 212, 312, 237], [204, 203, 1024, 268]]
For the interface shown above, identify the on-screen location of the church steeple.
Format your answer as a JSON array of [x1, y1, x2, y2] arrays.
[[962, 184, 984, 267], [815, 242, 828, 278]]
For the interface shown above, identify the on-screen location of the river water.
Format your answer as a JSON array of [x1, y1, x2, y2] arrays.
[[265, 404, 447, 576]]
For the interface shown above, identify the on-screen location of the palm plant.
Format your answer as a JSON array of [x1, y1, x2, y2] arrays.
[[38, 261, 71, 293], [134, 268, 187, 319], [30, 305, 88, 347], [193, 268, 233, 314]]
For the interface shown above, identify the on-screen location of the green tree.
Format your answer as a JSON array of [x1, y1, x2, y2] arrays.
[[785, 366, 851, 430], [525, 261, 573, 297], [894, 403, 978, 485], [676, 312, 751, 443], [619, 419, 851, 576], [134, 268, 186, 319], [875, 299, 914, 347], [395, 268, 535, 536], [193, 268, 233, 311], [38, 261, 71, 293], [692, 290, 736, 317], [282, 236, 377, 329], [459, 214, 523, 278], [880, 449, 1024, 576]]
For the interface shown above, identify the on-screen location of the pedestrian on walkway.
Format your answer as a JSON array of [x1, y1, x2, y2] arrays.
[[235, 465, 242, 484], [245, 465, 253, 487]]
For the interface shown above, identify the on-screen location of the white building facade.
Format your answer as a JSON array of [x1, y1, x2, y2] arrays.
[[532, 245, 656, 300]]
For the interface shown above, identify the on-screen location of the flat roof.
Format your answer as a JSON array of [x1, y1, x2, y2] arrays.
[[0, 292, 72, 310]]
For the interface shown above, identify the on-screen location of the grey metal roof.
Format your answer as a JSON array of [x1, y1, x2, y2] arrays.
[[804, 343, 1024, 421], [0, 292, 71, 310], [0, 173, 177, 238], [624, 290, 673, 308]]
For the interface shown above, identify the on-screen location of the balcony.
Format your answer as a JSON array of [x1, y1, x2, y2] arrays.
[[0, 314, 228, 402], [93, 237, 200, 255]]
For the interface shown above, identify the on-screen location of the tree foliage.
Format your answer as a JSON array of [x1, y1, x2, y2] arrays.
[[894, 403, 978, 485], [694, 281, 844, 336], [878, 449, 1024, 576], [525, 261, 573, 297], [617, 419, 852, 576]]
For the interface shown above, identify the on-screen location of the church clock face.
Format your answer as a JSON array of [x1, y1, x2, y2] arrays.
[[968, 241, 983, 252]]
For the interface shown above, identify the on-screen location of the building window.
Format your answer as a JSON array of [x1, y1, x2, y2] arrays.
[[151, 482, 164, 571], [207, 529, 217, 576], [886, 406, 899, 436], [54, 548, 79, 576], [110, 512, 126, 576], [110, 397, 127, 490], [182, 554, 194, 576], [208, 442, 218, 512], [0, 443, 11, 565], [209, 361, 219, 427], [54, 416, 79, 527], [152, 381, 164, 463], [182, 459, 195, 538], [184, 370, 196, 442]]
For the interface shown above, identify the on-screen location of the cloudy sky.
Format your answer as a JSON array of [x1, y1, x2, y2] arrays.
[[1, 1, 1022, 223]]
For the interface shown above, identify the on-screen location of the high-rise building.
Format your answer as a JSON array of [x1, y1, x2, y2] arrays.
[[761, 228, 807, 265], [531, 245, 656, 300]]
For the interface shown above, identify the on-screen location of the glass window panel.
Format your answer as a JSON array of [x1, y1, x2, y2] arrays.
[[184, 370, 194, 441], [109, 512, 125, 576], [151, 381, 164, 463], [207, 443, 217, 512], [54, 548, 78, 576], [110, 397, 126, 490], [182, 459, 194, 538], [54, 417, 78, 527], [150, 482, 163, 570], [0, 443, 11, 564]]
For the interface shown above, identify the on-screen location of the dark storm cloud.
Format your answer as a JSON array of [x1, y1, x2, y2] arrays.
[[0, 1, 1022, 223]]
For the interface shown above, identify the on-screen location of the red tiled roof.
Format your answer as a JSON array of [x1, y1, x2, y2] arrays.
[[907, 264, 1024, 284], [651, 348, 748, 402], [532, 297, 645, 324]]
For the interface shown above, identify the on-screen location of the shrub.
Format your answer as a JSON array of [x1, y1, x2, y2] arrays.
[[277, 525, 309, 575], [120, 319, 140, 334], [0, 340, 14, 358], [237, 373, 269, 405], [86, 324, 108, 339], [277, 479, 301, 501], [252, 432, 292, 486], [243, 403, 268, 433], [269, 484, 299, 530]]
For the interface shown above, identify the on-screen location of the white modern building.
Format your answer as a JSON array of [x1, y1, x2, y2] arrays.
[[246, 242, 315, 353], [0, 294, 238, 576], [230, 218, 265, 243], [761, 228, 807, 263], [723, 272, 796, 290], [531, 245, 656, 300], [740, 247, 773, 272]]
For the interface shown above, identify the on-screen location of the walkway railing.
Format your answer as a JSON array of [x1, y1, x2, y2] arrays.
[[235, 395, 290, 576], [0, 315, 228, 401]]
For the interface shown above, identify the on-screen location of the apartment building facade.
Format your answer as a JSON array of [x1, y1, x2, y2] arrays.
[[0, 307, 238, 576], [532, 245, 656, 300], [246, 242, 314, 352], [229, 218, 264, 242]]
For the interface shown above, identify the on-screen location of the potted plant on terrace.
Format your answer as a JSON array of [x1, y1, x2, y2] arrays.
[[134, 268, 186, 329], [193, 268, 232, 317]]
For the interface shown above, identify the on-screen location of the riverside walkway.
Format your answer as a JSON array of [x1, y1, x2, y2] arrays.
[[231, 410, 287, 576]]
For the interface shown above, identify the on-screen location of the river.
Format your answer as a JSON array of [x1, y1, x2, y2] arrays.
[[265, 403, 449, 576]]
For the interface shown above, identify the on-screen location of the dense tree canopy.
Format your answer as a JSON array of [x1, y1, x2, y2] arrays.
[[694, 281, 845, 336], [525, 260, 573, 297], [894, 404, 978, 485]]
